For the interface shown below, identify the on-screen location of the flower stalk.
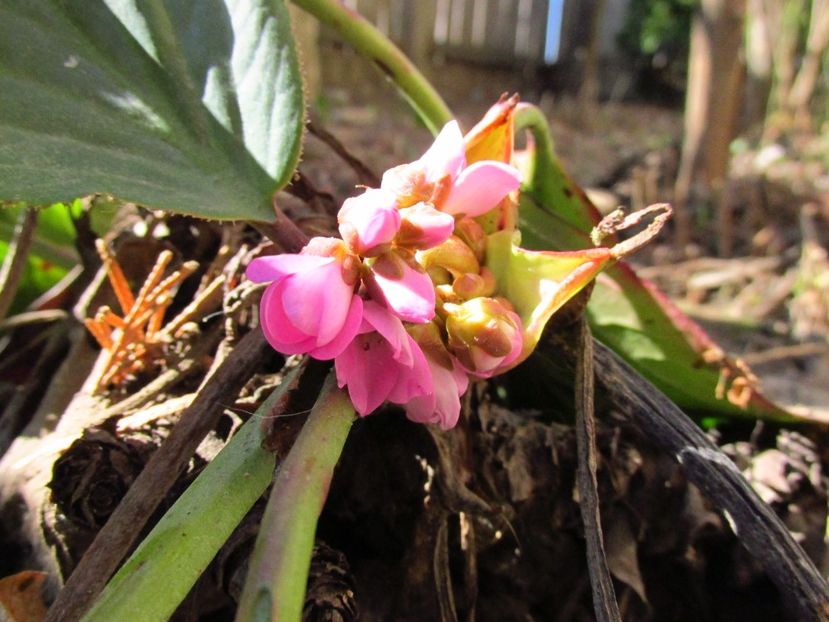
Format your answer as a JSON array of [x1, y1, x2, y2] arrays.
[[290, 0, 452, 133], [235, 373, 355, 622]]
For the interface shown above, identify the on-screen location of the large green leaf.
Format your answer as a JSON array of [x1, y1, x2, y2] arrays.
[[515, 105, 795, 421], [0, 0, 304, 221]]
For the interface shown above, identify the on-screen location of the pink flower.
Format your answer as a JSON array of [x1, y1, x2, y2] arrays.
[[404, 353, 469, 430], [396, 203, 455, 249], [246, 238, 363, 360], [364, 249, 436, 324], [338, 188, 401, 255], [335, 301, 432, 416], [381, 121, 522, 218], [440, 161, 522, 217]]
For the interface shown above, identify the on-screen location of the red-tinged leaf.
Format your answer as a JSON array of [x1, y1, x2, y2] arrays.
[[464, 93, 518, 166], [486, 229, 612, 364], [514, 104, 798, 422]]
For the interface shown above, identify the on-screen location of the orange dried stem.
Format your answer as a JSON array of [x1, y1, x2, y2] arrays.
[[96, 239, 135, 313], [98, 307, 127, 330], [84, 318, 113, 349], [146, 307, 167, 338], [125, 250, 174, 324]]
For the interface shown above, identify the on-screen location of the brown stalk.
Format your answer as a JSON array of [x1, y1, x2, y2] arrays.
[[0, 207, 39, 322], [573, 317, 621, 622]]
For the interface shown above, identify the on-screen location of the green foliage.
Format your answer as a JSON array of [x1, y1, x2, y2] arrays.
[[619, 0, 694, 58], [236, 375, 355, 622], [515, 105, 795, 421], [0, 203, 79, 313], [0, 0, 305, 222], [618, 0, 694, 93]]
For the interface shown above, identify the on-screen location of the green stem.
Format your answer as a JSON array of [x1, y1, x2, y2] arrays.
[[514, 104, 555, 156], [235, 372, 355, 622], [514, 103, 601, 237], [82, 366, 303, 622], [291, 0, 452, 133]]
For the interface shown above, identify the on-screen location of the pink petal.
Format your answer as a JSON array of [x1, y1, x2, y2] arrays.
[[405, 356, 468, 429], [373, 262, 436, 324], [335, 335, 399, 416], [246, 254, 332, 283], [441, 161, 522, 217], [419, 121, 466, 183], [361, 300, 412, 365], [387, 335, 433, 404], [397, 203, 455, 249], [259, 281, 317, 354], [280, 262, 351, 345], [338, 189, 401, 254], [308, 295, 364, 360]]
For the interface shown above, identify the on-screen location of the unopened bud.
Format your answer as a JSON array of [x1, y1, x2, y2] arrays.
[[417, 235, 480, 276], [407, 321, 454, 370], [452, 267, 496, 299], [444, 297, 523, 377], [427, 265, 453, 286], [454, 217, 487, 262]]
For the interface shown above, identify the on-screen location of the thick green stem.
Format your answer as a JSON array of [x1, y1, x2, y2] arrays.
[[82, 367, 303, 622], [291, 0, 452, 133], [514, 103, 556, 173], [235, 373, 355, 622]]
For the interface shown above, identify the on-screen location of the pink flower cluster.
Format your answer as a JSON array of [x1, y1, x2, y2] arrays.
[[247, 122, 522, 429]]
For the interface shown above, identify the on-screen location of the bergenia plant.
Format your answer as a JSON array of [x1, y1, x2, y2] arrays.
[[246, 96, 653, 429]]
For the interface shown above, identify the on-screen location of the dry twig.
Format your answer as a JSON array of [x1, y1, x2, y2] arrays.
[[0, 207, 39, 322], [573, 318, 621, 622], [84, 241, 199, 390]]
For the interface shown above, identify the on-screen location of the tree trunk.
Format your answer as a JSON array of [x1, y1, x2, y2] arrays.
[[674, 0, 746, 255], [788, 0, 829, 126], [764, 0, 806, 139], [744, 0, 775, 128], [578, 0, 608, 128]]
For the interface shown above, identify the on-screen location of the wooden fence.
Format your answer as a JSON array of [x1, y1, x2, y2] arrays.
[[339, 0, 551, 66]]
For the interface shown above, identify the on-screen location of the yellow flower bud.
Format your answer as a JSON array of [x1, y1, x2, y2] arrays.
[[454, 217, 487, 262], [417, 235, 480, 276], [443, 297, 523, 377]]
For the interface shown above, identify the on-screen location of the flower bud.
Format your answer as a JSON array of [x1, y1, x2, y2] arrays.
[[444, 297, 523, 377], [337, 188, 400, 256], [453, 217, 487, 262], [417, 235, 480, 276], [452, 267, 496, 299], [426, 265, 452, 287]]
